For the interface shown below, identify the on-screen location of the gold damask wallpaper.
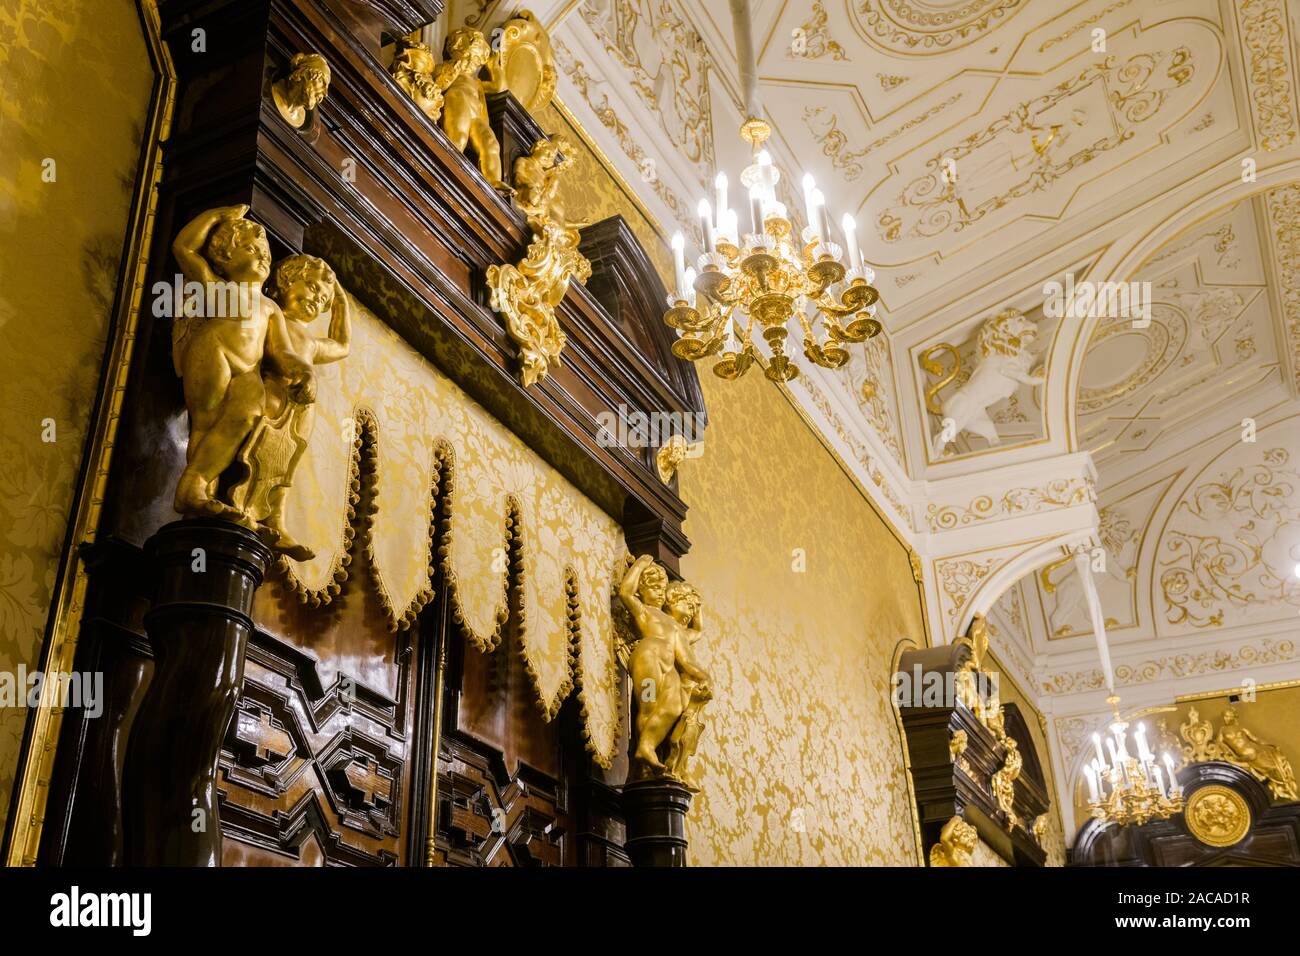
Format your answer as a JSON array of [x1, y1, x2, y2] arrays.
[[678, 371, 928, 865], [0, 0, 151, 833]]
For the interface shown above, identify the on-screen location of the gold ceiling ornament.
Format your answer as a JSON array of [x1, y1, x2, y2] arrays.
[[1083, 695, 1184, 827], [655, 433, 698, 484], [620, 556, 713, 790], [928, 814, 978, 867], [481, 9, 557, 113], [272, 52, 331, 129], [1178, 706, 1298, 801], [1184, 784, 1251, 848], [664, 119, 882, 383], [487, 136, 592, 386]]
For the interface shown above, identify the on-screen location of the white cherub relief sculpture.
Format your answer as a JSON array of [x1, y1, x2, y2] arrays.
[[921, 307, 1045, 457]]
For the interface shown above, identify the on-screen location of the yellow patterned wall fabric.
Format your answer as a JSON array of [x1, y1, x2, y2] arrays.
[[268, 301, 628, 765], [0, 0, 151, 832], [678, 372, 928, 865], [971, 839, 1012, 867]]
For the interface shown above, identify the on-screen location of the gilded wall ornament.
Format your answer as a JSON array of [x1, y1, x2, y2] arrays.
[[437, 28, 504, 187], [991, 737, 1022, 827], [1216, 707, 1298, 801], [922, 308, 1044, 457], [272, 52, 331, 129], [655, 433, 697, 484], [481, 9, 557, 113], [928, 814, 978, 867], [620, 556, 712, 790], [1184, 784, 1251, 848], [169, 206, 316, 533], [486, 136, 591, 386]]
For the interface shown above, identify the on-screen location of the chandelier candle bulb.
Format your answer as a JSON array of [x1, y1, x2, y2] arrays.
[[683, 267, 697, 307], [802, 173, 819, 234], [841, 213, 861, 271], [671, 232, 687, 302], [715, 171, 728, 220], [698, 199, 715, 254], [813, 190, 833, 250], [749, 184, 765, 236]]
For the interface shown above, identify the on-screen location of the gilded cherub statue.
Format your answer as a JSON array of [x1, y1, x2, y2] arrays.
[[170, 206, 315, 522], [228, 254, 351, 560], [619, 555, 713, 790], [1217, 706, 1298, 801], [512, 135, 579, 223], [390, 38, 444, 122], [273, 52, 331, 129], [929, 814, 978, 867], [436, 28, 504, 188]]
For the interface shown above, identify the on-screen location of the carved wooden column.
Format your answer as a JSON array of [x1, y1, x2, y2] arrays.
[[123, 518, 271, 866], [622, 779, 692, 867]]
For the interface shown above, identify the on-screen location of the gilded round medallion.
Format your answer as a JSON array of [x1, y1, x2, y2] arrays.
[[1184, 785, 1250, 848]]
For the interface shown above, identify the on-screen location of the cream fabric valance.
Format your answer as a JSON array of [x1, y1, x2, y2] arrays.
[[275, 297, 627, 766]]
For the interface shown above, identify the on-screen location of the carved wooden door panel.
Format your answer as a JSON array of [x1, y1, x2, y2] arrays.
[[218, 547, 418, 866]]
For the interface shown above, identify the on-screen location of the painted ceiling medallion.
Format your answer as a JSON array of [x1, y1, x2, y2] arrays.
[[853, 0, 1027, 55]]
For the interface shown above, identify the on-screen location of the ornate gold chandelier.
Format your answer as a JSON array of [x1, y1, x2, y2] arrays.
[[1083, 695, 1184, 827], [663, 118, 882, 383]]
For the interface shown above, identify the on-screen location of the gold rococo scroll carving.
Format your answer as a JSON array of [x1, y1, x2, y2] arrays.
[[487, 136, 592, 386]]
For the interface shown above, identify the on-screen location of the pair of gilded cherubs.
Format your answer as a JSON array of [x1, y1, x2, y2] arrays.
[[169, 206, 350, 559], [619, 555, 713, 790]]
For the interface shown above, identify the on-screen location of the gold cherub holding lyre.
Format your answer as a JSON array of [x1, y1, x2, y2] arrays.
[[228, 254, 350, 560], [170, 206, 315, 522], [619, 555, 713, 789]]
